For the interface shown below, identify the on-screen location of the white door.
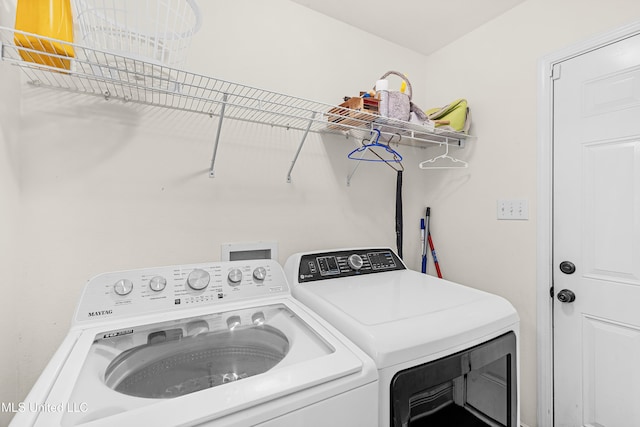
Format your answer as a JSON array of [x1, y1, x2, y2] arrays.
[[553, 34, 640, 427]]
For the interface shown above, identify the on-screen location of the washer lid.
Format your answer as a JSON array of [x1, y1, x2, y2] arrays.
[[291, 269, 519, 368]]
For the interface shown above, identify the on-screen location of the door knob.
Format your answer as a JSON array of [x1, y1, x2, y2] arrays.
[[559, 261, 576, 274], [557, 289, 576, 303]]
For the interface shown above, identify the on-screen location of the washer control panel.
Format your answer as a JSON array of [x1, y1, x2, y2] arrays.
[[297, 248, 405, 283], [75, 259, 286, 323]]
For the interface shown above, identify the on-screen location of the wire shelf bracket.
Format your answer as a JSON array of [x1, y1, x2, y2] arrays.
[[209, 93, 227, 178], [287, 112, 316, 183]]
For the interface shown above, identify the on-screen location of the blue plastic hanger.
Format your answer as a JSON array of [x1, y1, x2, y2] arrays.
[[347, 129, 403, 162]]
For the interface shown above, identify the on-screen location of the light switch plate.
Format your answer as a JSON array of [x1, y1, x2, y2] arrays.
[[497, 199, 529, 220]]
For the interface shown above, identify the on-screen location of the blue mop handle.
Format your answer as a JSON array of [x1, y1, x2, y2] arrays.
[[420, 218, 426, 274]]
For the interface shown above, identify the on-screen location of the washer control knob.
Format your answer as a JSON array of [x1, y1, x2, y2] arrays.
[[228, 268, 243, 284], [149, 275, 167, 292], [347, 254, 364, 270], [253, 267, 267, 281], [114, 279, 134, 296], [187, 269, 210, 290]]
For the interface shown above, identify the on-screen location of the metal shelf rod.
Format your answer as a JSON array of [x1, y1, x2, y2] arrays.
[[287, 112, 316, 183], [346, 148, 368, 187], [209, 93, 228, 178]]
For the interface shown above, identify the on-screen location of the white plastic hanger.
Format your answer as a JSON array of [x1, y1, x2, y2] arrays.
[[418, 143, 468, 170]]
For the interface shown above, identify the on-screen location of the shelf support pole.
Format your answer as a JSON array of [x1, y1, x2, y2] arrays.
[[346, 145, 368, 186], [286, 112, 316, 183], [209, 93, 228, 178]]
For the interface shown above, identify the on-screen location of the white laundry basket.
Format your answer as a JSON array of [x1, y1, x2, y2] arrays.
[[72, 0, 202, 68]]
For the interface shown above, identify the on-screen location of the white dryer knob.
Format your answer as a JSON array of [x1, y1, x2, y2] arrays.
[[228, 268, 243, 284], [149, 275, 167, 292], [347, 254, 364, 270], [187, 269, 210, 290], [253, 267, 267, 281], [114, 278, 134, 296]]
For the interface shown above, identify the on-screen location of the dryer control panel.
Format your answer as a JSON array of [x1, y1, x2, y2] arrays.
[[74, 259, 288, 324], [297, 248, 405, 283]]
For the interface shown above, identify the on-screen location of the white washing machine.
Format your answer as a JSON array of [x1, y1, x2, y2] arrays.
[[11, 259, 378, 427], [284, 248, 520, 427]]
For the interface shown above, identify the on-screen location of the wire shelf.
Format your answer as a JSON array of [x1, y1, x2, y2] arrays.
[[0, 26, 473, 180]]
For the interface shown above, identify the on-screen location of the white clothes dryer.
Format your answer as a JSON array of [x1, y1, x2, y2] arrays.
[[11, 259, 377, 427], [284, 248, 520, 427]]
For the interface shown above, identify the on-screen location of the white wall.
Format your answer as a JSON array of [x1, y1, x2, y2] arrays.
[[0, 68, 20, 427], [0, 2, 20, 426], [3, 0, 435, 423], [421, 1, 640, 425]]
